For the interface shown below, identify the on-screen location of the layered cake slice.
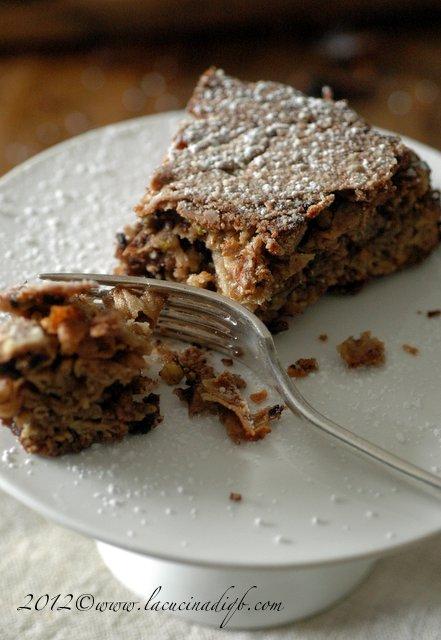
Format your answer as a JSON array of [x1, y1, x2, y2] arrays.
[[0, 281, 163, 456], [117, 68, 440, 321]]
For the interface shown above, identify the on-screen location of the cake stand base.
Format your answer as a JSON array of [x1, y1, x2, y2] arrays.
[[96, 541, 375, 630]]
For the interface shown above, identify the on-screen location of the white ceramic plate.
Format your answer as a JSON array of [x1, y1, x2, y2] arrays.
[[0, 113, 440, 569]]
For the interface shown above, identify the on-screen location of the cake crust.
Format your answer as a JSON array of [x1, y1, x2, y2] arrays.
[[117, 68, 441, 320], [141, 67, 406, 233]]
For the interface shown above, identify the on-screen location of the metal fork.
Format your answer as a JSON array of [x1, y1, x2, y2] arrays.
[[40, 272, 441, 492]]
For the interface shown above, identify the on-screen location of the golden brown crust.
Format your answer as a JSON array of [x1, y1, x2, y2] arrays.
[[142, 67, 406, 235], [0, 281, 96, 317]]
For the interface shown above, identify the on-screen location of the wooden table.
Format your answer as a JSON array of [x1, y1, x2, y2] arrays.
[[0, 27, 439, 176]]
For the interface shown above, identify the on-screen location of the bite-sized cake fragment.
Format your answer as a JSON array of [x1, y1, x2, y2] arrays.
[[0, 281, 164, 456], [157, 343, 283, 442], [249, 389, 268, 404], [117, 68, 441, 322], [402, 343, 419, 356], [287, 358, 319, 378], [337, 331, 385, 368]]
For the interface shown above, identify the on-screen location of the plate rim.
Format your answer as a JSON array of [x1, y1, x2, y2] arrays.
[[0, 465, 440, 569]]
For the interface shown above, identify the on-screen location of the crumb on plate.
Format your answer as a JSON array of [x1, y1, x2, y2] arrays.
[[402, 343, 419, 356], [337, 331, 385, 368], [250, 389, 268, 404], [287, 358, 319, 378], [170, 346, 283, 443]]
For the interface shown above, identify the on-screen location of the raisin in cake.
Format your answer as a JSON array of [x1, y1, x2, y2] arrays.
[[117, 68, 440, 321], [0, 281, 163, 456]]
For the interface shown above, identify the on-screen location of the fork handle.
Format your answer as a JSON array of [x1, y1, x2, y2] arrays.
[[266, 348, 441, 492]]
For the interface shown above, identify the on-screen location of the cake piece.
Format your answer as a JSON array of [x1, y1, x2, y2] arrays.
[[117, 68, 440, 322], [157, 343, 283, 442], [0, 281, 163, 456]]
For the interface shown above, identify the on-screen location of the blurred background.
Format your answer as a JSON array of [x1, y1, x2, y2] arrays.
[[0, 0, 440, 176]]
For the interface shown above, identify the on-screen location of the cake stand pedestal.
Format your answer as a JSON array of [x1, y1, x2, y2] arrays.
[[97, 541, 374, 630]]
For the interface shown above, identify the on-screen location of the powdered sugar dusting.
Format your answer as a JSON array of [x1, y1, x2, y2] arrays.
[[143, 68, 406, 233], [0, 120, 177, 289]]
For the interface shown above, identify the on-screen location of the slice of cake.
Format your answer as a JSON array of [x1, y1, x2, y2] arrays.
[[0, 281, 163, 456], [117, 68, 440, 322]]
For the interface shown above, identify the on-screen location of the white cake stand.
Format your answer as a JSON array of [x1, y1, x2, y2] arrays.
[[0, 114, 440, 629]]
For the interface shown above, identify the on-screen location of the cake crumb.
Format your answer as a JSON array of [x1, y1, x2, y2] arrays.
[[229, 492, 242, 502], [172, 347, 281, 443], [318, 334, 328, 342], [250, 389, 268, 404], [221, 357, 234, 367], [427, 309, 441, 318], [402, 343, 419, 356], [337, 331, 385, 368], [287, 358, 319, 378]]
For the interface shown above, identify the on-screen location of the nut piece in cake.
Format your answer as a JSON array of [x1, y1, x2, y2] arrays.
[[0, 281, 164, 456], [117, 68, 440, 323], [337, 331, 385, 368]]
